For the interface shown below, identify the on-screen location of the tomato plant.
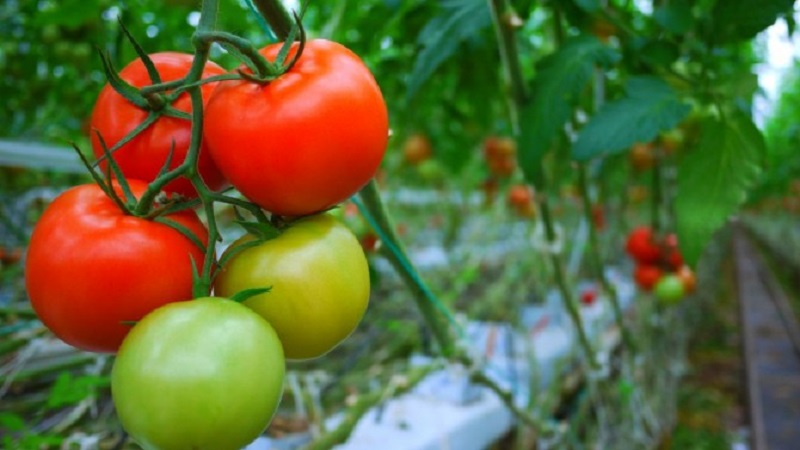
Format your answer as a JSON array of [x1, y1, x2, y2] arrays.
[[204, 39, 389, 217], [25, 181, 208, 353], [215, 213, 370, 360], [90, 53, 228, 198], [112, 297, 285, 450]]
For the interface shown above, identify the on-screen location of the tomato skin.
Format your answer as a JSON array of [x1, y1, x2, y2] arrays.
[[634, 264, 663, 292], [625, 226, 661, 264], [204, 39, 389, 217], [90, 53, 227, 198], [25, 181, 208, 353], [215, 214, 370, 360], [112, 297, 285, 450]]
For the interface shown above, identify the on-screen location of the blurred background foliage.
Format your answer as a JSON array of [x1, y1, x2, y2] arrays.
[[0, 0, 797, 198]]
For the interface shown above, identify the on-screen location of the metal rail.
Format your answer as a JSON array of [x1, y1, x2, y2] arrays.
[[734, 230, 800, 450]]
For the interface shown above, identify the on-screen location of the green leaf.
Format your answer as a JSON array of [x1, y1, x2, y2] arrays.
[[236, 220, 281, 242], [33, 0, 101, 28], [46, 373, 110, 410], [518, 35, 619, 183], [653, 0, 694, 35], [572, 76, 690, 161], [572, 0, 600, 13], [675, 113, 764, 265], [709, 0, 794, 43], [230, 287, 272, 303], [406, 0, 492, 99]]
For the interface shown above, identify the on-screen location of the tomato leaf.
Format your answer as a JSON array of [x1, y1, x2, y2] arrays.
[[230, 287, 272, 303], [406, 0, 492, 100], [236, 220, 281, 242], [572, 0, 600, 13], [708, 0, 794, 44], [653, 0, 694, 35], [518, 35, 618, 183], [675, 113, 764, 266], [571, 76, 690, 161]]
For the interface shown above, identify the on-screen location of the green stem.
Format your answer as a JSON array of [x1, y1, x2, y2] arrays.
[[577, 165, 636, 353], [251, 0, 295, 41], [651, 154, 663, 235], [487, 0, 527, 133], [489, 0, 598, 369], [539, 192, 599, 368], [358, 181, 456, 357]]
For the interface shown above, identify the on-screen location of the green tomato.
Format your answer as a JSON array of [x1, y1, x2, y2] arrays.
[[654, 274, 685, 305], [215, 213, 370, 360], [416, 159, 446, 183], [112, 297, 285, 450]]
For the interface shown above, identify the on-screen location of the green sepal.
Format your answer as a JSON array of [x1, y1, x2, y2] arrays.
[[230, 287, 272, 304]]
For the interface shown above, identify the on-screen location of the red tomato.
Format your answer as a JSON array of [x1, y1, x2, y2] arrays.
[[580, 288, 597, 306], [90, 53, 227, 198], [204, 39, 389, 217], [633, 264, 662, 292], [625, 226, 661, 264], [25, 181, 209, 353]]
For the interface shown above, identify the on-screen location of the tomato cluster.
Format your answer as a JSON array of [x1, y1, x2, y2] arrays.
[[483, 136, 517, 178], [26, 37, 384, 449], [625, 226, 695, 304]]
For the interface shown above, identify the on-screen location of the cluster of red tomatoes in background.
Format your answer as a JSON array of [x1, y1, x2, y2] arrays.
[[25, 39, 387, 449], [626, 226, 696, 304]]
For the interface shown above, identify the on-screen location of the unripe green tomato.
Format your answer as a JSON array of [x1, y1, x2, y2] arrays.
[[215, 213, 370, 360], [416, 159, 446, 183], [654, 274, 685, 305], [112, 297, 285, 450]]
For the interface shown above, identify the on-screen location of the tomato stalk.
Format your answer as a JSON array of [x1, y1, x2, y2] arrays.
[[356, 180, 457, 357], [650, 152, 664, 235], [250, 0, 295, 41], [488, 0, 599, 369], [577, 164, 636, 353]]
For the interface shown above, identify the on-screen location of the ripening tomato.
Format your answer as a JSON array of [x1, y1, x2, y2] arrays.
[[482, 136, 516, 160], [634, 264, 663, 292], [677, 265, 696, 293], [112, 297, 285, 450], [402, 133, 433, 165], [626, 226, 661, 264], [215, 214, 370, 360], [90, 53, 227, 198], [204, 39, 389, 217], [507, 184, 535, 217], [629, 142, 655, 171], [25, 181, 208, 353]]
